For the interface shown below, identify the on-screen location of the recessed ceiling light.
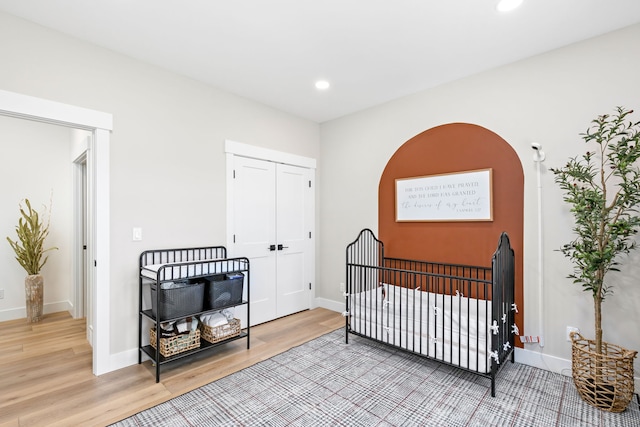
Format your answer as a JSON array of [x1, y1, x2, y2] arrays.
[[496, 0, 523, 12], [315, 80, 330, 90]]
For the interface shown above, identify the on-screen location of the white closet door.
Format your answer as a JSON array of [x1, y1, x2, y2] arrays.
[[276, 164, 312, 317], [231, 156, 312, 325], [232, 156, 277, 325]]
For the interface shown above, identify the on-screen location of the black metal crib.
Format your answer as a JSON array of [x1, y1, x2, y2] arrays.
[[345, 228, 516, 397]]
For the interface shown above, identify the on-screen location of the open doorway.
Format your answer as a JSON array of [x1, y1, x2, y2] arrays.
[[0, 89, 112, 375]]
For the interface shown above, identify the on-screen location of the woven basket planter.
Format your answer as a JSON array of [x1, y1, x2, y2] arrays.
[[571, 332, 637, 412]]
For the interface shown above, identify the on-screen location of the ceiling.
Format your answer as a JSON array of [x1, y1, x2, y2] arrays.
[[1, 1, 640, 123]]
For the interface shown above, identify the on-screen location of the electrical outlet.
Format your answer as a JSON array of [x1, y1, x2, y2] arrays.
[[566, 326, 579, 341], [339, 282, 345, 293], [0, 289, 4, 299]]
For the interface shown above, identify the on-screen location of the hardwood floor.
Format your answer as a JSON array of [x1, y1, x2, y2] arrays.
[[0, 308, 343, 427]]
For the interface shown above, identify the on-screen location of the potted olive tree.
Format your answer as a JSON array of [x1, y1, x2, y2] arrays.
[[6, 199, 58, 323], [551, 106, 639, 412]]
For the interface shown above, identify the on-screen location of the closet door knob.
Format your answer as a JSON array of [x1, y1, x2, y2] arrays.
[[268, 244, 276, 251], [277, 244, 289, 250]]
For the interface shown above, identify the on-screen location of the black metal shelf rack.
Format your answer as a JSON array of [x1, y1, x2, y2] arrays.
[[138, 246, 250, 382]]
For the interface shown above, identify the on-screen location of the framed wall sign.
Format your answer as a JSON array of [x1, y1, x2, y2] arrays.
[[395, 168, 493, 222]]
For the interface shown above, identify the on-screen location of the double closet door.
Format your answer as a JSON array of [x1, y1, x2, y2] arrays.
[[231, 156, 314, 326]]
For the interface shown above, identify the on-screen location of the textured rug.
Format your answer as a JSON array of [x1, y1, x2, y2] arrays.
[[112, 330, 640, 426]]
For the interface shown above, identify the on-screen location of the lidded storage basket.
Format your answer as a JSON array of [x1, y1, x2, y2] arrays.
[[571, 332, 637, 412]]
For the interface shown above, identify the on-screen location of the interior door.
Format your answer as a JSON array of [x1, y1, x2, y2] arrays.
[[231, 156, 312, 325], [276, 164, 312, 317], [232, 157, 277, 325]]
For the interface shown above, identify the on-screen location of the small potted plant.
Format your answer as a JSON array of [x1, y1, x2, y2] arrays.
[[6, 198, 58, 323], [550, 106, 639, 412]]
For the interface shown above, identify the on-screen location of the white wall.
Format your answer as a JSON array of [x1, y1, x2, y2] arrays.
[[319, 24, 640, 381], [0, 11, 320, 360], [0, 116, 73, 319]]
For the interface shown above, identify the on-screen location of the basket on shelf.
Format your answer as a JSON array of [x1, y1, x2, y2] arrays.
[[150, 327, 200, 357], [571, 332, 637, 412], [200, 318, 242, 344]]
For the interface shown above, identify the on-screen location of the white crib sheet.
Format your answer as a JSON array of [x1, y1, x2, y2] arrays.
[[350, 284, 492, 373]]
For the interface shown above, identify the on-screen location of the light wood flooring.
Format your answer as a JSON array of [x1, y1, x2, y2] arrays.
[[0, 308, 343, 427]]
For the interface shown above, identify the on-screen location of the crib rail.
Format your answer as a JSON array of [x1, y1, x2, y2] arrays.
[[384, 257, 492, 282], [140, 246, 227, 267], [139, 246, 250, 282]]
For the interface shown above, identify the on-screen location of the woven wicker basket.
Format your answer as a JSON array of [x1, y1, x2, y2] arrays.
[[150, 327, 200, 357], [571, 332, 637, 412], [200, 318, 241, 344]]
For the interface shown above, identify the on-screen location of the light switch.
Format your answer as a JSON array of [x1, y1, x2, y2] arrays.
[[132, 227, 142, 241]]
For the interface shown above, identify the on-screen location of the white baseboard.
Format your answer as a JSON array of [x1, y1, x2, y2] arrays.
[[514, 347, 573, 377], [109, 348, 141, 373], [0, 300, 72, 322], [314, 297, 344, 314]]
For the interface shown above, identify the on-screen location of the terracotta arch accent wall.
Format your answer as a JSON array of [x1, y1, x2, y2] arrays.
[[379, 123, 524, 340]]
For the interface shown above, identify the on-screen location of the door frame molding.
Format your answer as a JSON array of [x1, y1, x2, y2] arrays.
[[0, 89, 112, 376], [72, 150, 88, 320], [224, 140, 316, 169]]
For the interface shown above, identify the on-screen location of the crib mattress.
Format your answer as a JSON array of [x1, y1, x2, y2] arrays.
[[349, 284, 492, 373]]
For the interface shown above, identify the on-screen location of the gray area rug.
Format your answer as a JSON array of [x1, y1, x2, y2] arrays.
[[112, 330, 640, 426]]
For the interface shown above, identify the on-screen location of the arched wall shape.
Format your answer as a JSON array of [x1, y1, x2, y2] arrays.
[[379, 123, 524, 339]]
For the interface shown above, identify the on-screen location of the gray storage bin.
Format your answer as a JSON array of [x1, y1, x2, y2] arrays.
[[204, 272, 244, 309], [150, 280, 205, 320]]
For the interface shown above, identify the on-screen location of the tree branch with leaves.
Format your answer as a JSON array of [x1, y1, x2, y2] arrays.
[[550, 106, 640, 353], [6, 199, 58, 276]]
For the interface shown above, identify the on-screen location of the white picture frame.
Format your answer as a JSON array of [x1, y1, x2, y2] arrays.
[[395, 168, 493, 222]]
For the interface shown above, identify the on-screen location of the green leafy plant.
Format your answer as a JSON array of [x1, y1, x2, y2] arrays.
[[6, 199, 58, 276], [551, 106, 640, 354]]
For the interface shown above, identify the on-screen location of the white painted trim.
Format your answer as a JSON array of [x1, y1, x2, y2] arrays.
[[225, 140, 317, 169], [225, 152, 236, 257], [0, 300, 73, 322], [109, 348, 140, 373], [72, 153, 87, 320], [0, 89, 112, 130], [315, 297, 344, 314], [92, 128, 111, 376], [0, 89, 112, 377], [514, 347, 572, 377], [306, 168, 316, 310]]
